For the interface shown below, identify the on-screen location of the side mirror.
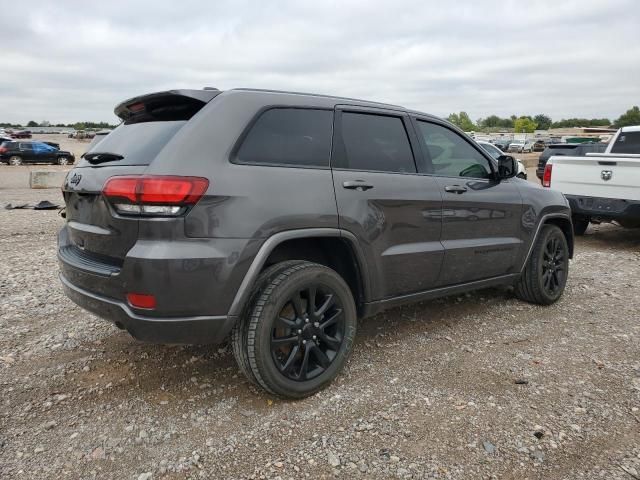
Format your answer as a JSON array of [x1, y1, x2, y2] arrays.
[[497, 155, 517, 179]]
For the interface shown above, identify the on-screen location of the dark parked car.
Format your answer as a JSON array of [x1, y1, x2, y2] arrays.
[[0, 141, 75, 165], [532, 140, 546, 152], [11, 130, 32, 139], [536, 142, 608, 182], [490, 139, 511, 151], [58, 88, 574, 398], [83, 129, 111, 153]]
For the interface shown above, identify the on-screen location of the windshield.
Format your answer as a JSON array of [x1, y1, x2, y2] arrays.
[[480, 143, 501, 159]]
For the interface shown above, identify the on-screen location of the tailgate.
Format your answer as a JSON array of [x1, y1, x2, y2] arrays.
[[62, 165, 147, 259], [548, 156, 640, 201], [61, 89, 219, 261]]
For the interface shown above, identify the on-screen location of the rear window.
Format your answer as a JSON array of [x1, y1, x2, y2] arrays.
[[235, 108, 333, 168], [610, 131, 640, 154], [78, 121, 185, 167]]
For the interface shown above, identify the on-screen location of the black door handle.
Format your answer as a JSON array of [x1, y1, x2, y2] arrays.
[[444, 185, 468, 194], [343, 180, 374, 191]]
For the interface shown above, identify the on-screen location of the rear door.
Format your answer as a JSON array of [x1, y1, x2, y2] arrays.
[[414, 119, 523, 285], [18, 142, 35, 162], [331, 106, 443, 300]]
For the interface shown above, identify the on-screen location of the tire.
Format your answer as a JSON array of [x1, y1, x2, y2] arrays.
[[237, 261, 357, 398], [231, 260, 303, 387], [57, 156, 69, 165], [9, 155, 22, 166], [515, 224, 569, 305], [572, 215, 589, 236], [517, 172, 527, 179]]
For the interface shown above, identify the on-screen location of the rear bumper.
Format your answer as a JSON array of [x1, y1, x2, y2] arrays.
[[57, 225, 255, 344], [566, 195, 640, 221], [60, 273, 236, 344]]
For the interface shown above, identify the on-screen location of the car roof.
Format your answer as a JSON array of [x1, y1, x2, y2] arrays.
[[230, 87, 404, 110], [117, 87, 448, 123]]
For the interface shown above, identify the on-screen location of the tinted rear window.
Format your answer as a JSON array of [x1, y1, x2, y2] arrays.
[[336, 112, 416, 173], [236, 108, 333, 168], [78, 121, 185, 167], [611, 131, 640, 154]]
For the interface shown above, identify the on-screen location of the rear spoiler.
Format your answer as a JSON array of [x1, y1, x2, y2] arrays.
[[114, 89, 222, 123]]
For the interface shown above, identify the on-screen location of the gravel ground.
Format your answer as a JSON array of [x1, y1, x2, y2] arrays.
[[1, 188, 639, 480]]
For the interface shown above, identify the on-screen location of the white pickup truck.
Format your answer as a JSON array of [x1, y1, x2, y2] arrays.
[[543, 125, 640, 234]]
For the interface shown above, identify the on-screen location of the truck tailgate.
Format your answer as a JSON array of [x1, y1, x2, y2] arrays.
[[548, 155, 640, 201]]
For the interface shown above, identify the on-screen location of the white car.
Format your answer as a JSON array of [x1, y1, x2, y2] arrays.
[[477, 140, 528, 179], [507, 140, 525, 153]]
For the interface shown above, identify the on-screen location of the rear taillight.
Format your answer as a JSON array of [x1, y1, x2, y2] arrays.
[[542, 163, 552, 187], [102, 175, 209, 216], [0, 147, 7, 154]]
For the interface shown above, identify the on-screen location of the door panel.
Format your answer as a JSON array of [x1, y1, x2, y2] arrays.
[[19, 143, 35, 162], [333, 170, 443, 298], [435, 176, 522, 285], [413, 119, 523, 286]]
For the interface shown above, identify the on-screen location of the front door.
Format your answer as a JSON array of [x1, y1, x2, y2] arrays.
[[33, 142, 56, 162], [331, 107, 443, 300], [413, 119, 523, 286]]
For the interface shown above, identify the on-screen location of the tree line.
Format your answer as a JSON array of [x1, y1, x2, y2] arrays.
[[0, 121, 118, 130], [447, 106, 640, 132]]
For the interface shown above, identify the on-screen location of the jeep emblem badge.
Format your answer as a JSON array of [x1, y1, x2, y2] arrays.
[[601, 170, 612, 181], [69, 173, 82, 186]]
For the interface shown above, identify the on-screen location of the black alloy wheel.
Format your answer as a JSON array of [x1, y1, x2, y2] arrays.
[[270, 284, 345, 381], [541, 235, 566, 296], [514, 224, 569, 305], [235, 261, 357, 398]]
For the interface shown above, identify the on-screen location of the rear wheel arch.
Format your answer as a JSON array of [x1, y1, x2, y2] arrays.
[[228, 229, 370, 319], [263, 236, 366, 311]]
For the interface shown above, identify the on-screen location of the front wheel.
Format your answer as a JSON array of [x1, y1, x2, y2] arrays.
[[235, 261, 357, 398], [57, 156, 70, 165], [515, 224, 569, 305]]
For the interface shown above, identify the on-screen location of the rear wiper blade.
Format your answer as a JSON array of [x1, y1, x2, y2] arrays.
[[83, 152, 124, 164]]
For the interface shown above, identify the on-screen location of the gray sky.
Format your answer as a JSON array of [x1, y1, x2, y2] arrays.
[[2, 0, 639, 124]]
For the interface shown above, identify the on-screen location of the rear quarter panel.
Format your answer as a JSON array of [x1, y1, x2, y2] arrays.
[[145, 90, 340, 240]]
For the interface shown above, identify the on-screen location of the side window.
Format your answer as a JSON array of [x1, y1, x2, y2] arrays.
[[33, 143, 53, 153], [337, 112, 416, 173], [19, 143, 33, 151], [236, 108, 333, 168], [417, 121, 493, 179]]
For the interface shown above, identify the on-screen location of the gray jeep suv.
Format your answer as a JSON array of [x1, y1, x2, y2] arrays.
[[58, 88, 573, 398]]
